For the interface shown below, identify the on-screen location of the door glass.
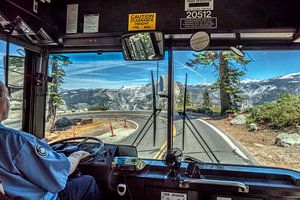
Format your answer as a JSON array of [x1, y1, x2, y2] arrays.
[[0, 40, 25, 129]]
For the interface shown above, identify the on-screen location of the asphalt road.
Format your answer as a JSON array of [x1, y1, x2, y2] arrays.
[[174, 118, 257, 165], [4, 110, 258, 164], [61, 111, 168, 159]]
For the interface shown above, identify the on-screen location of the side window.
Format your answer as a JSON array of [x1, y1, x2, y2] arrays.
[[0, 40, 25, 129]]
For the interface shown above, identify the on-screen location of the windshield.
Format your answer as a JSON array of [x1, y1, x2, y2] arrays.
[[44, 50, 300, 171]]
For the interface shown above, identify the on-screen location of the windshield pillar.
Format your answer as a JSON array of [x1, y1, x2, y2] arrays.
[[167, 40, 174, 150]]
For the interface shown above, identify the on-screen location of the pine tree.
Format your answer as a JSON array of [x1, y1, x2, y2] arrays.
[[46, 55, 72, 132], [202, 89, 211, 108], [186, 51, 250, 114], [176, 89, 192, 111]]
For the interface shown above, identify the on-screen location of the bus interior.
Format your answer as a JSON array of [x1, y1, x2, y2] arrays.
[[1, 0, 300, 199]]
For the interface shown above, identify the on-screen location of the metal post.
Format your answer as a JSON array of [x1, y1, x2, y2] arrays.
[[182, 73, 188, 151], [167, 40, 174, 150], [156, 61, 159, 93], [151, 70, 157, 146], [5, 37, 10, 88]]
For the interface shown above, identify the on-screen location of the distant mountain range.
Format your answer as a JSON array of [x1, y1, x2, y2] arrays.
[[59, 72, 300, 111]]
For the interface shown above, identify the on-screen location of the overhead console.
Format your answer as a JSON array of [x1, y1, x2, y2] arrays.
[[2, 0, 300, 50]]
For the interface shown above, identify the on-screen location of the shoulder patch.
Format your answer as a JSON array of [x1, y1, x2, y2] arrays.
[[35, 144, 48, 157]]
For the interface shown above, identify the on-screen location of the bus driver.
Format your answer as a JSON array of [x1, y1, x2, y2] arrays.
[[0, 81, 102, 200]]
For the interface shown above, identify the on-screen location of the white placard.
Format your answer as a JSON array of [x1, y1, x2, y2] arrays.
[[185, 0, 214, 11], [83, 14, 99, 33], [66, 4, 78, 34], [161, 192, 187, 200]]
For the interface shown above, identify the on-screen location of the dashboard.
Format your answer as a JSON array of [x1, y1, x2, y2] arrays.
[[51, 140, 300, 200]]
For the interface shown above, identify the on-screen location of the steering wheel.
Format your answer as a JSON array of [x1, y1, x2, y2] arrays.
[[50, 136, 105, 163]]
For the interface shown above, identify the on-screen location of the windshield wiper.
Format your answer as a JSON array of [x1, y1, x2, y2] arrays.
[[178, 112, 220, 163], [178, 73, 220, 164], [182, 155, 204, 164]]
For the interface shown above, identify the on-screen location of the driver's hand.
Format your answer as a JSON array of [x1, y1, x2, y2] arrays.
[[76, 151, 91, 160], [68, 151, 91, 175]]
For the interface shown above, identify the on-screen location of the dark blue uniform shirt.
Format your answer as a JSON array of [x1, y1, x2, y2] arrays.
[[0, 124, 71, 200]]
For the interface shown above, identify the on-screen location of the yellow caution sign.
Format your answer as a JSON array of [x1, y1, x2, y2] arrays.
[[128, 13, 156, 31]]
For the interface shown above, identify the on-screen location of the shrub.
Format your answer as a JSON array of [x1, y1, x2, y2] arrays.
[[88, 105, 109, 111], [247, 94, 300, 129], [188, 105, 221, 115]]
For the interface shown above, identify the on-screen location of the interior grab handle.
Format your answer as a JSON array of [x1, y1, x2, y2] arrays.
[[117, 183, 127, 196], [179, 178, 249, 193]]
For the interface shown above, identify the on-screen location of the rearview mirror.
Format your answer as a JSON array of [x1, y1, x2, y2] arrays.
[[121, 32, 164, 61]]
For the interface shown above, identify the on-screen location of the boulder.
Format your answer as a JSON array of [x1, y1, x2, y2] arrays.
[[82, 118, 93, 125], [55, 117, 73, 128], [248, 123, 258, 132], [230, 115, 246, 125], [275, 133, 300, 147], [70, 118, 83, 125]]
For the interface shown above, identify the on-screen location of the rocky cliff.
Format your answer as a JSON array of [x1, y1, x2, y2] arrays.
[[60, 72, 300, 111]]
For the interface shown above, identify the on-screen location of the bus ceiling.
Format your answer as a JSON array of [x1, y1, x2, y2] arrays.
[[0, 0, 300, 52]]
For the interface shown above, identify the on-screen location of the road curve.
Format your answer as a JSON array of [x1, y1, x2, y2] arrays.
[[60, 111, 168, 159], [173, 118, 258, 165]]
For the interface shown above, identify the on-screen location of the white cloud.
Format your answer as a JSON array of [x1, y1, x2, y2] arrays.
[[62, 76, 150, 90], [174, 59, 207, 82]]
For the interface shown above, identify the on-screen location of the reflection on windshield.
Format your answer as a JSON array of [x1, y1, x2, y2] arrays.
[[122, 32, 162, 60], [44, 51, 300, 171]]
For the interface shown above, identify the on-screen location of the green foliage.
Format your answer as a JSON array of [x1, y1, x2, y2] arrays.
[[176, 90, 192, 109], [186, 51, 251, 114], [202, 90, 212, 108], [9, 56, 24, 68], [88, 105, 109, 111], [247, 94, 300, 129], [192, 105, 220, 115], [49, 55, 72, 107]]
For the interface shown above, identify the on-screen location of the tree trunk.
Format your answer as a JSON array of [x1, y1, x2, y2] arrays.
[[219, 53, 231, 115], [46, 61, 58, 132]]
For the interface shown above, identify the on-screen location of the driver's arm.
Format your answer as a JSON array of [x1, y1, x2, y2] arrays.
[[67, 151, 90, 175]]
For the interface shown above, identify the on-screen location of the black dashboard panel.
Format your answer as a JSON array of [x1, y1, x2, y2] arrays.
[[118, 161, 300, 200], [52, 141, 300, 199], [92, 144, 118, 165]]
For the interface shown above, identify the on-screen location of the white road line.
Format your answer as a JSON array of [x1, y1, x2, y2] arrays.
[[127, 119, 139, 132], [197, 119, 249, 160]]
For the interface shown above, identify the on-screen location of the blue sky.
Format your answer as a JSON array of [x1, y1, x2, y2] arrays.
[[1, 40, 300, 89]]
